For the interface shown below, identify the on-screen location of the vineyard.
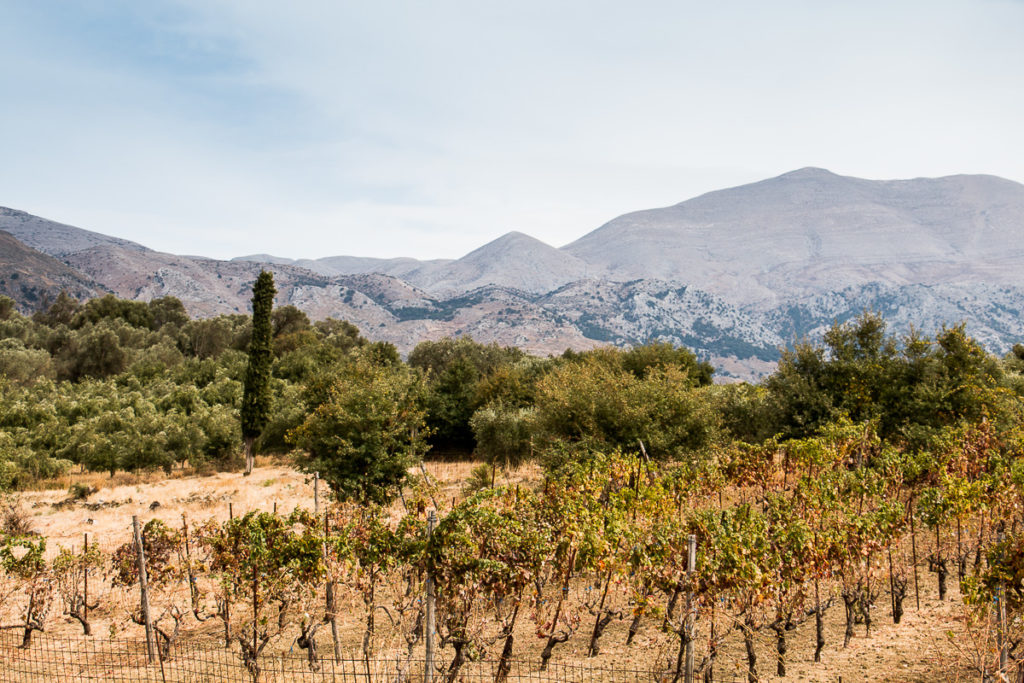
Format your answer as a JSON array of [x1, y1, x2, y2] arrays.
[[1, 432, 1022, 682]]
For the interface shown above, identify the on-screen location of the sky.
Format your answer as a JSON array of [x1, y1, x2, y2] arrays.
[[1, 1, 1023, 261]]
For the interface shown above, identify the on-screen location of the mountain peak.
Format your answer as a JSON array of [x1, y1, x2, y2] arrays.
[[459, 231, 556, 261], [776, 167, 839, 180]]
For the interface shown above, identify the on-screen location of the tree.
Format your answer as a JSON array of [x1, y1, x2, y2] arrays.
[[148, 296, 189, 331], [532, 358, 716, 465], [240, 271, 275, 475], [469, 404, 534, 473], [409, 337, 524, 449], [289, 358, 430, 505]]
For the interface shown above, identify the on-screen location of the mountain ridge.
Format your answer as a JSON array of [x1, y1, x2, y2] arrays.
[[4, 168, 1024, 381]]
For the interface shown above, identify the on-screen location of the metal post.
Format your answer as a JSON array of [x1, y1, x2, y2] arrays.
[[685, 534, 696, 683], [425, 510, 437, 683], [133, 516, 157, 664]]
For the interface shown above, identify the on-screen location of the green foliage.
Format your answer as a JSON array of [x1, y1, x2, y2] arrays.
[[469, 404, 534, 470], [532, 357, 717, 464], [621, 341, 714, 385], [271, 305, 310, 338], [289, 358, 430, 504], [241, 271, 276, 442], [72, 294, 154, 330], [0, 534, 47, 579], [767, 313, 1006, 444], [33, 291, 80, 326], [201, 508, 324, 611], [409, 337, 525, 448], [0, 296, 16, 320]]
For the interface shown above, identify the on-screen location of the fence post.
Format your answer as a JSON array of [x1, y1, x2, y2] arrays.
[[997, 531, 1007, 676], [685, 534, 696, 683], [314, 472, 320, 516], [133, 515, 157, 664], [325, 511, 342, 659], [425, 509, 437, 683], [83, 532, 89, 632]]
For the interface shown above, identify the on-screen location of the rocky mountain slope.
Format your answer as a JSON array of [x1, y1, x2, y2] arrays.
[[563, 168, 1024, 305], [0, 230, 105, 309], [0, 207, 147, 258], [4, 168, 1024, 380]]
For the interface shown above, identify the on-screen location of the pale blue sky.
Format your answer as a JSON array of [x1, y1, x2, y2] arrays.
[[2, 1, 1023, 260]]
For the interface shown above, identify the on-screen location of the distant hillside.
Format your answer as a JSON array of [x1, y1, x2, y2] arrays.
[[6, 168, 1024, 380], [0, 230, 105, 310]]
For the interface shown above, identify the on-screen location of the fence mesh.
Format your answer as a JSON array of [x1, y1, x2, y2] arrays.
[[0, 631, 664, 683]]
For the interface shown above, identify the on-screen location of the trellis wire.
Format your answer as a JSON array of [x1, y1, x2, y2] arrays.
[[0, 631, 672, 683]]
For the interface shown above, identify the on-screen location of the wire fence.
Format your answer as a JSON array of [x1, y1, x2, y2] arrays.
[[0, 631, 664, 683]]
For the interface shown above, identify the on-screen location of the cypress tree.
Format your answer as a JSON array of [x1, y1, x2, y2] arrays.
[[241, 270, 275, 475]]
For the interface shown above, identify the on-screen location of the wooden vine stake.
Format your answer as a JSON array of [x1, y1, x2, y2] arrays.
[[685, 534, 696, 683], [314, 472, 320, 516], [997, 531, 1008, 675], [325, 511, 341, 659], [424, 509, 437, 683], [82, 533, 89, 632], [132, 515, 157, 664], [909, 497, 920, 610]]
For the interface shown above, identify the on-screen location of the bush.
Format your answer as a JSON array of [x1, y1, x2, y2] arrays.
[[0, 496, 34, 536], [67, 483, 97, 500]]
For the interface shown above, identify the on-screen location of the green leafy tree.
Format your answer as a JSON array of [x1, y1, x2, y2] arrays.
[[289, 358, 430, 504], [469, 404, 534, 473], [147, 296, 189, 331], [409, 337, 524, 449], [241, 271, 275, 475]]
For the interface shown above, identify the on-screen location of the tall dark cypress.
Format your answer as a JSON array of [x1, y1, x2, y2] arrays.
[[241, 270, 275, 475]]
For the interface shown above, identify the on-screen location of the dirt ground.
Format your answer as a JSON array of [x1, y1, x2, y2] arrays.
[[2, 460, 993, 682]]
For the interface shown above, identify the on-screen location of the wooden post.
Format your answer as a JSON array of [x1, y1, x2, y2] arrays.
[[253, 560, 259, 656], [325, 511, 341, 659], [83, 533, 89, 631], [997, 531, 1008, 675], [229, 502, 234, 520], [314, 472, 320, 516], [887, 547, 896, 622], [685, 534, 696, 683], [425, 510, 437, 683], [133, 516, 157, 664], [909, 498, 920, 610]]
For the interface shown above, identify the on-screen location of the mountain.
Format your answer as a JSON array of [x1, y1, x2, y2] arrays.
[[0, 230, 105, 310], [232, 253, 454, 281], [0, 207, 148, 258], [563, 168, 1024, 305], [234, 231, 586, 295], [5, 167, 1024, 381], [393, 231, 590, 295]]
